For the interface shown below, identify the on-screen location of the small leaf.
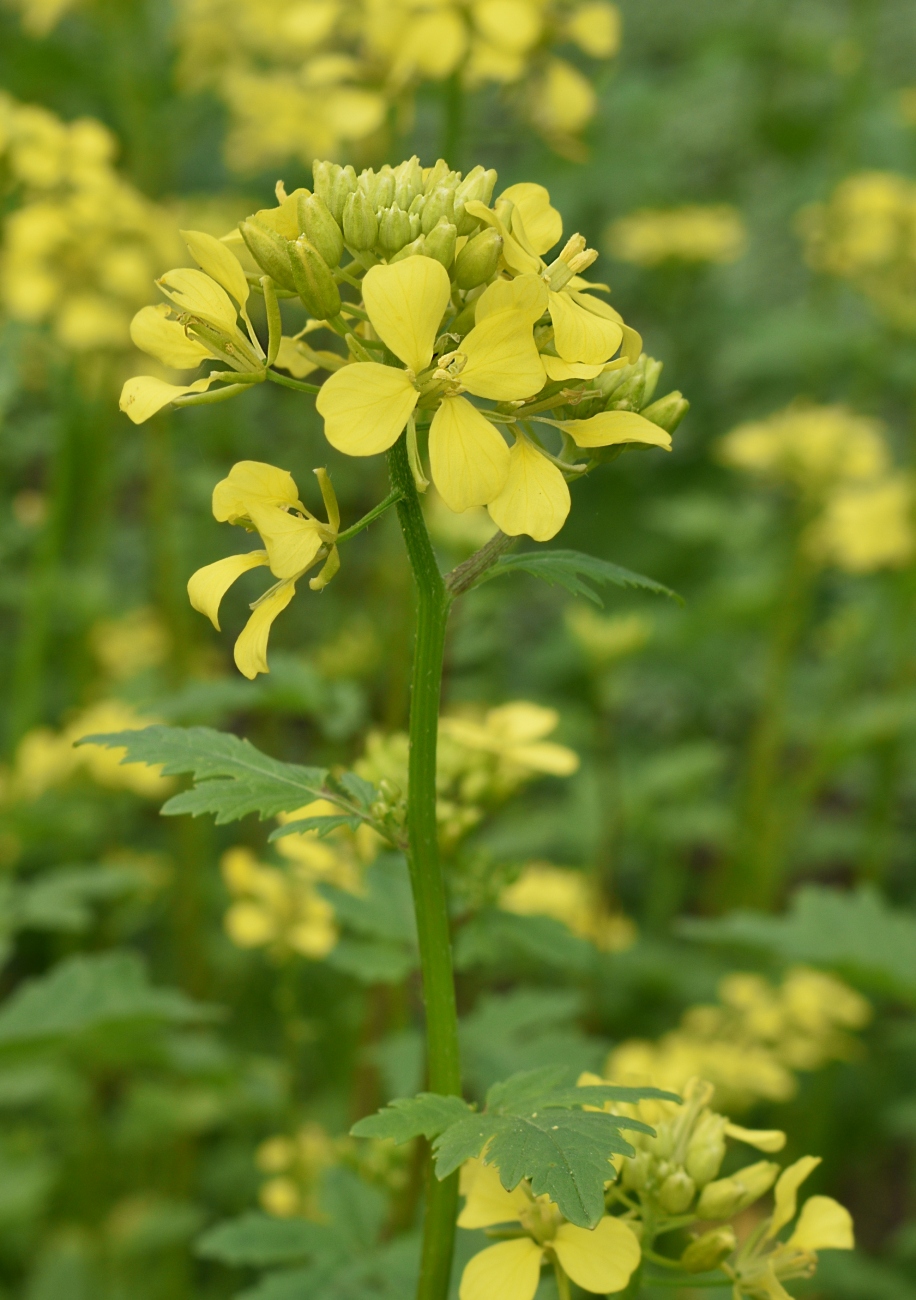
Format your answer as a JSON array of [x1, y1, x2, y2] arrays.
[[268, 815, 361, 841], [480, 549, 680, 605], [351, 1093, 473, 1144], [78, 725, 328, 824]]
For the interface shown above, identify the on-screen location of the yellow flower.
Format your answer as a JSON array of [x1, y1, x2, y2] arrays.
[[439, 702, 579, 778], [220, 846, 338, 959], [606, 204, 747, 266], [187, 461, 340, 679], [458, 1160, 640, 1300], [499, 863, 636, 952], [810, 473, 915, 573], [719, 404, 888, 493]]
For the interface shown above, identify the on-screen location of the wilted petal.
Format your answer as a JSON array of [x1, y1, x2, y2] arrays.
[[459, 1239, 543, 1300], [553, 1217, 641, 1294], [787, 1196, 854, 1252], [499, 182, 563, 255], [157, 267, 239, 331], [487, 436, 570, 541], [181, 229, 250, 307], [212, 461, 304, 524], [234, 581, 297, 679], [317, 362, 418, 456], [363, 257, 451, 373], [558, 410, 672, 451], [458, 1160, 530, 1229], [548, 289, 623, 365], [119, 374, 215, 425], [475, 273, 548, 323], [130, 304, 211, 369], [460, 310, 545, 401], [768, 1157, 821, 1239], [187, 550, 269, 629], [429, 396, 510, 512]]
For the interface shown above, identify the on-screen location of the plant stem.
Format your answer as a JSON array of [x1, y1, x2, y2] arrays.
[[336, 488, 404, 544], [553, 1258, 572, 1300], [387, 434, 461, 1300]]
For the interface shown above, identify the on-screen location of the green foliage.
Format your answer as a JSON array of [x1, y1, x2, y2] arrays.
[[480, 549, 680, 605]]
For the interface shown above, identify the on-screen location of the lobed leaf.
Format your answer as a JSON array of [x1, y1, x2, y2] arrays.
[[479, 549, 680, 605], [350, 1093, 473, 1143]]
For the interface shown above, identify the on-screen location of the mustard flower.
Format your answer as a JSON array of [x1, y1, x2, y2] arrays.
[[187, 461, 340, 678], [457, 1159, 640, 1300]]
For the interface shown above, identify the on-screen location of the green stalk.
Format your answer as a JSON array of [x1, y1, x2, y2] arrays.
[[387, 435, 461, 1300]]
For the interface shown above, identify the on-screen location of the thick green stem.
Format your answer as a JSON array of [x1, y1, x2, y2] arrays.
[[387, 435, 461, 1300]]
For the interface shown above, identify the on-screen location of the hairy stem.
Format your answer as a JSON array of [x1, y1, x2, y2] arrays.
[[387, 434, 461, 1300], [445, 530, 516, 597]]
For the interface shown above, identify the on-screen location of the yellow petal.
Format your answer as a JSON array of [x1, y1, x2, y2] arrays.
[[541, 356, 604, 381], [157, 267, 239, 331], [459, 1239, 543, 1300], [362, 257, 451, 373], [187, 551, 269, 629], [553, 1217, 641, 1294], [724, 1124, 786, 1154], [507, 741, 580, 775], [212, 461, 304, 523], [274, 337, 318, 379], [768, 1157, 821, 1239], [488, 437, 570, 541], [472, 0, 542, 55], [567, 2, 621, 58], [621, 324, 642, 362], [248, 504, 325, 580], [486, 701, 558, 742], [475, 273, 548, 323], [458, 1160, 530, 1228], [460, 310, 545, 401], [234, 581, 297, 679], [130, 304, 211, 370], [316, 363, 419, 456], [464, 201, 541, 275], [499, 182, 563, 255], [429, 396, 510, 512], [253, 189, 308, 240], [119, 374, 215, 425], [181, 229, 250, 308], [548, 289, 623, 365], [558, 410, 672, 451], [787, 1196, 854, 1252]]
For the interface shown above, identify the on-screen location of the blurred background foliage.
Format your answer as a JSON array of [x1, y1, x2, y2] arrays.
[[1, 0, 916, 1297]]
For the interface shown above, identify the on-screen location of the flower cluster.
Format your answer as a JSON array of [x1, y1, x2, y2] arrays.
[[595, 1076, 854, 1296], [798, 171, 916, 330], [174, 0, 621, 171], [498, 862, 636, 951], [256, 1121, 408, 1218], [0, 93, 181, 354], [607, 967, 871, 1110], [720, 402, 915, 574], [606, 203, 747, 267]]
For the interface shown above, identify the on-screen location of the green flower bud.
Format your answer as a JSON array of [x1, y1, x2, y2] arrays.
[[423, 158, 453, 194], [358, 165, 395, 210], [239, 219, 297, 292], [422, 185, 456, 234], [642, 356, 663, 405], [680, 1227, 736, 1274], [288, 236, 342, 320], [297, 193, 344, 269], [696, 1162, 779, 1220], [658, 1169, 696, 1215], [313, 161, 357, 224], [409, 212, 422, 240], [641, 391, 690, 434], [378, 204, 413, 256], [394, 155, 423, 211], [390, 235, 427, 264], [685, 1114, 727, 1187], [454, 228, 502, 289], [424, 217, 457, 268], [621, 1150, 653, 1192], [343, 190, 379, 252], [456, 164, 498, 208]]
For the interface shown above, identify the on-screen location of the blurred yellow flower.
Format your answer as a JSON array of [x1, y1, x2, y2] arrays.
[[719, 403, 888, 493], [89, 607, 171, 680], [565, 607, 652, 667], [499, 862, 636, 951], [810, 473, 915, 574], [221, 845, 338, 959], [606, 204, 747, 267]]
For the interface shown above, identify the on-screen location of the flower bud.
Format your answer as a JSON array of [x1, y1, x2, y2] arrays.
[[409, 212, 422, 240], [342, 190, 379, 252], [239, 219, 298, 292], [455, 165, 498, 208], [297, 193, 344, 269], [454, 228, 503, 289], [421, 185, 456, 234], [359, 165, 395, 210], [680, 1226, 737, 1274], [390, 235, 427, 264], [424, 217, 457, 268], [641, 391, 689, 434], [313, 161, 357, 224], [685, 1135, 726, 1187], [658, 1169, 696, 1215], [288, 236, 342, 320], [423, 158, 453, 194], [696, 1162, 779, 1220], [621, 1149, 653, 1192], [378, 204, 413, 256], [394, 155, 423, 211]]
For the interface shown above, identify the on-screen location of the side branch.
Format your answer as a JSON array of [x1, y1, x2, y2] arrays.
[[444, 530, 517, 598]]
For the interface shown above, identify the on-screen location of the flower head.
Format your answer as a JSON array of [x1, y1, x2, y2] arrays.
[[188, 460, 340, 678]]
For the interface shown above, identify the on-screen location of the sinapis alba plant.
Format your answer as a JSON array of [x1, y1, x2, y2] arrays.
[[98, 155, 689, 1300]]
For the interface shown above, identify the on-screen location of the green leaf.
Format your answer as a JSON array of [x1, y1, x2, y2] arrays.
[[0, 952, 217, 1044], [680, 885, 916, 1002], [269, 815, 361, 841], [78, 725, 328, 824], [196, 1213, 328, 1266], [454, 909, 596, 975], [479, 549, 680, 606], [13, 865, 144, 933], [319, 857, 417, 946], [324, 939, 417, 985], [350, 1093, 473, 1143]]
